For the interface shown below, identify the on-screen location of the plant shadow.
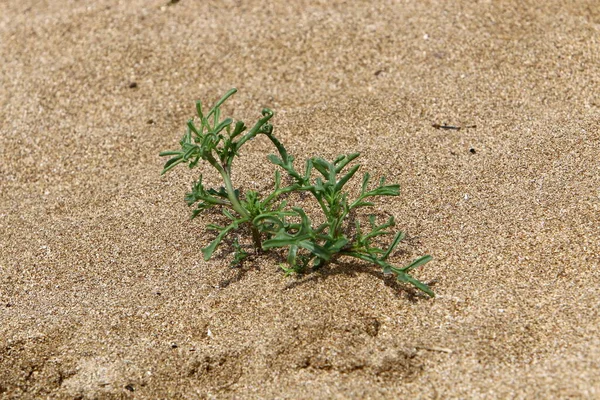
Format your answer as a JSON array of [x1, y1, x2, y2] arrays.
[[282, 256, 435, 303], [214, 242, 284, 289]]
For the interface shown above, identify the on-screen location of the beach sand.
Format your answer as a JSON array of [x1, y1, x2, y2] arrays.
[[1, 0, 599, 398]]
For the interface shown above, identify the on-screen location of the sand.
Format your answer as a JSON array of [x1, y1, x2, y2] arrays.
[[1, 0, 599, 398]]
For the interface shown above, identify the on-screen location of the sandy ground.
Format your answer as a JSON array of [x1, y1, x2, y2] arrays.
[[1, 0, 599, 398]]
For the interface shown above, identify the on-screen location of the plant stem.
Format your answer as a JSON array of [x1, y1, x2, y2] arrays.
[[206, 154, 249, 219], [251, 227, 262, 250], [213, 157, 264, 250], [221, 168, 248, 218]]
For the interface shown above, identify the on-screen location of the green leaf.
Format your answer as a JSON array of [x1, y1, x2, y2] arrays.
[[369, 184, 400, 197], [161, 156, 184, 174], [159, 150, 182, 157], [213, 117, 233, 135], [361, 172, 370, 193], [181, 127, 192, 145], [183, 144, 199, 161], [400, 255, 433, 273], [297, 240, 332, 261], [230, 120, 246, 140], [267, 154, 284, 168], [352, 201, 374, 208], [334, 152, 360, 173], [335, 164, 360, 192], [230, 237, 249, 268], [213, 106, 221, 128], [202, 218, 246, 260], [396, 272, 435, 297], [287, 244, 299, 267], [196, 100, 203, 119], [274, 169, 281, 189], [187, 119, 201, 136], [312, 158, 335, 182], [381, 231, 405, 261], [206, 88, 237, 120], [326, 237, 349, 253], [223, 208, 236, 221], [304, 159, 313, 180], [206, 223, 224, 231]]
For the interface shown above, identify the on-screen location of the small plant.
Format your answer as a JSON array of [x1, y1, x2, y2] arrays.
[[160, 89, 434, 297]]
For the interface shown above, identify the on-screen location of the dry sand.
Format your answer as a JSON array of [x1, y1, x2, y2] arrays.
[[1, 0, 599, 398]]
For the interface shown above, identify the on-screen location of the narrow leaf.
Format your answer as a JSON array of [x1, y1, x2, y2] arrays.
[[230, 120, 246, 140], [297, 240, 332, 261], [213, 117, 233, 135], [397, 272, 435, 297], [267, 154, 284, 167], [202, 219, 243, 260], [311, 158, 330, 178], [159, 150, 182, 157], [304, 159, 313, 181], [287, 245, 298, 267], [361, 172, 370, 193], [369, 184, 400, 197], [187, 119, 200, 136], [183, 145, 198, 161], [326, 237, 349, 253], [335, 164, 360, 192], [206, 88, 237, 120], [381, 231, 405, 261], [161, 156, 184, 174], [196, 100, 203, 119], [400, 255, 433, 273], [334, 152, 360, 172], [274, 169, 281, 189], [222, 208, 236, 221], [352, 201, 374, 208]]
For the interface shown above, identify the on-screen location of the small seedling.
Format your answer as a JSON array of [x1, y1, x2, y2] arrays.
[[160, 89, 434, 297]]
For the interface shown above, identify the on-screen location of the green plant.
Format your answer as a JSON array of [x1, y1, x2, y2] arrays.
[[160, 89, 434, 297]]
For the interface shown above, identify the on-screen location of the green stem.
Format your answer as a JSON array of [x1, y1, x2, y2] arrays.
[[221, 168, 248, 218], [206, 154, 249, 219]]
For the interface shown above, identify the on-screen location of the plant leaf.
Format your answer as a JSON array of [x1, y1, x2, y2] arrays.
[[187, 119, 201, 136], [361, 172, 370, 193], [395, 271, 435, 297], [335, 164, 360, 192], [202, 219, 246, 260], [297, 240, 332, 261], [334, 152, 360, 173], [196, 100, 203, 119], [287, 244, 298, 267], [213, 117, 233, 135], [381, 231, 405, 261], [400, 255, 433, 273], [159, 150, 182, 157], [161, 156, 184, 174], [206, 88, 237, 120]]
